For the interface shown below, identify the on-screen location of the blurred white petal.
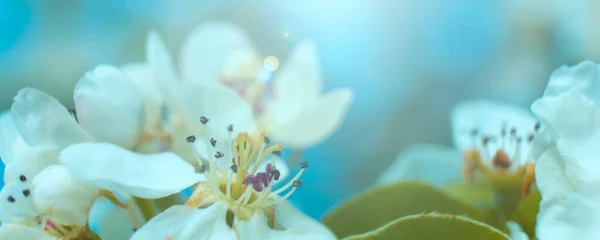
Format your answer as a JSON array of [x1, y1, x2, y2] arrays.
[[147, 31, 180, 109], [507, 221, 529, 240], [11, 88, 92, 149], [180, 22, 258, 84], [536, 181, 600, 240], [274, 200, 337, 239], [376, 144, 462, 187], [0, 224, 56, 240], [274, 41, 323, 106], [31, 165, 99, 226], [122, 63, 164, 134], [131, 203, 235, 240], [267, 88, 353, 147], [531, 89, 600, 186], [0, 111, 30, 165], [543, 60, 600, 102], [74, 65, 144, 149], [59, 143, 204, 199]]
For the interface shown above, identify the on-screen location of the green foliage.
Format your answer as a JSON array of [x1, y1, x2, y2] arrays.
[[343, 213, 509, 240], [322, 182, 489, 238]]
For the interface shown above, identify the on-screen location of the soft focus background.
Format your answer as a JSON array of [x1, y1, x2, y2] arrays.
[[1, 0, 600, 219]]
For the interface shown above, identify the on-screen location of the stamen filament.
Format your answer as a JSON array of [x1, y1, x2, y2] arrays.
[[250, 144, 283, 175], [271, 168, 304, 196]]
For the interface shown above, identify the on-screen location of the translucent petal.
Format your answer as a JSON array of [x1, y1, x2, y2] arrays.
[[274, 41, 323, 107], [121, 63, 164, 134], [543, 60, 600, 103], [235, 207, 336, 240], [273, 200, 337, 238], [180, 22, 258, 84], [535, 147, 577, 211], [11, 88, 92, 148], [74, 65, 144, 149], [0, 180, 41, 219], [0, 110, 30, 165], [31, 165, 99, 226], [266, 89, 353, 147], [131, 203, 235, 240], [59, 142, 204, 199], [146, 31, 180, 110], [531, 89, 600, 186], [0, 224, 56, 240], [536, 181, 600, 240], [506, 221, 529, 240], [4, 147, 59, 184], [376, 144, 462, 187]]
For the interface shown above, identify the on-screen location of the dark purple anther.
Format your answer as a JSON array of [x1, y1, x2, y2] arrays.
[[271, 170, 281, 181], [256, 172, 271, 188]]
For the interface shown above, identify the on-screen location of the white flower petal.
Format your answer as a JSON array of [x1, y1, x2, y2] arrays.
[[536, 181, 600, 240], [11, 88, 92, 149], [274, 41, 323, 106], [147, 31, 180, 108], [543, 60, 600, 102], [90, 198, 136, 240], [451, 100, 537, 159], [535, 146, 577, 211], [274, 200, 336, 238], [236, 206, 336, 240], [531, 89, 600, 185], [507, 221, 529, 240], [0, 110, 30, 165], [59, 143, 204, 199], [74, 65, 144, 149], [178, 82, 257, 139], [31, 165, 99, 226], [0, 180, 41, 219], [121, 63, 164, 134], [0, 224, 56, 240], [375, 144, 463, 187], [131, 203, 235, 240], [267, 88, 353, 147], [180, 22, 258, 84], [4, 147, 59, 184]]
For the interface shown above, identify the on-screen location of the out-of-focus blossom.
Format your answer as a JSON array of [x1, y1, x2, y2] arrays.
[[377, 100, 538, 191], [531, 61, 600, 240], [174, 22, 353, 148]]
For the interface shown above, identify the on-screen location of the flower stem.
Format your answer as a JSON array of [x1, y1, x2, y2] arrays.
[[153, 194, 183, 212], [133, 197, 157, 222]]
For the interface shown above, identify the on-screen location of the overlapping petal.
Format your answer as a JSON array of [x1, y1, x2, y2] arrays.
[[74, 65, 144, 149], [131, 203, 235, 240], [542, 60, 600, 102], [0, 224, 56, 240], [0, 180, 41, 219], [4, 147, 59, 184], [31, 165, 99, 226], [266, 88, 353, 147], [376, 144, 463, 187], [11, 88, 93, 149], [180, 22, 258, 85], [59, 143, 204, 198], [0, 111, 29, 165]]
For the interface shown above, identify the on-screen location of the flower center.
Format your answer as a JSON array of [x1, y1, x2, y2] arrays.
[[185, 118, 306, 222], [219, 60, 277, 116], [462, 122, 540, 197]]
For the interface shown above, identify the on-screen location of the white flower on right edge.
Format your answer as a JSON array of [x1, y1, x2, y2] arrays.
[[530, 60, 600, 240]]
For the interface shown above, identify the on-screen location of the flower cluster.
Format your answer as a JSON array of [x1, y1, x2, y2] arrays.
[[0, 22, 351, 240]]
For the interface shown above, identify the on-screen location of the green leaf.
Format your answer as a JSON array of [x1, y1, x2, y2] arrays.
[[322, 182, 489, 238], [343, 213, 509, 240], [508, 185, 541, 238], [444, 181, 494, 209]]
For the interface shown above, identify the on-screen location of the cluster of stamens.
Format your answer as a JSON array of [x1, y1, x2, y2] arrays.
[[186, 116, 307, 213], [463, 122, 540, 196]]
